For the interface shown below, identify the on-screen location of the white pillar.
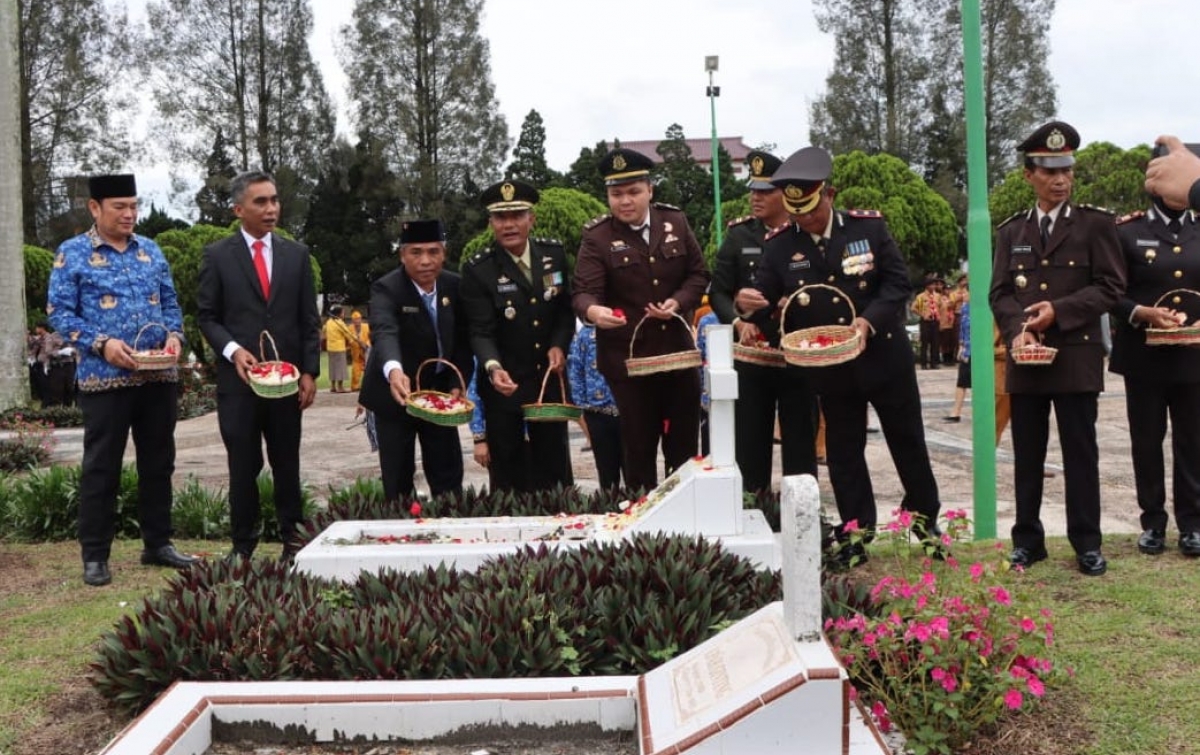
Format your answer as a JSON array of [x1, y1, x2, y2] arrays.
[[0, 0, 27, 410], [704, 324, 737, 468], [781, 473, 823, 642]]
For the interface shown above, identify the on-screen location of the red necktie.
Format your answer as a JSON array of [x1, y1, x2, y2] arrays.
[[252, 239, 270, 299]]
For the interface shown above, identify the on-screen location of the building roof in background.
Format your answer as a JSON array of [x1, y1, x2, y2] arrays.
[[617, 137, 755, 164]]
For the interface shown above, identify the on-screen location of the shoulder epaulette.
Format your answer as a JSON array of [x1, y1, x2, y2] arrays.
[[1116, 210, 1146, 226], [726, 215, 753, 229], [764, 223, 791, 242], [1078, 203, 1115, 215], [534, 236, 563, 246], [584, 214, 611, 230], [997, 211, 1025, 229], [467, 248, 495, 266], [652, 202, 682, 212], [845, 208, 883, 219]]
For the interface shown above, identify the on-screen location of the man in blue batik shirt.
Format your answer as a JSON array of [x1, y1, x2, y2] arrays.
[[568, 322, 623, 490], [47, 173, 198, 587]]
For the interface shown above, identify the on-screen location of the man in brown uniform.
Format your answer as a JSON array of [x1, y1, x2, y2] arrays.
[[572, 147, 710, 491], [989, 121, 1125, 576]]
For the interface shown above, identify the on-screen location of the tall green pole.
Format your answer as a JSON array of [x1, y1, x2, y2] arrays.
[[708, 66, 723, 248], [961, 0, 997, 540]]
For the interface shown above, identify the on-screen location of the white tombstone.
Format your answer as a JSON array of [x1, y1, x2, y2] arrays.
[[780, 473, 823, 642], [703, 324, 738, 469]]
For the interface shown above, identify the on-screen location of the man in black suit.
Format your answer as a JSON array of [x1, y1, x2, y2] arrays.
[[197, 170, 321, 560], [358, 219, 474, 503], [461, 180, 575, 492]]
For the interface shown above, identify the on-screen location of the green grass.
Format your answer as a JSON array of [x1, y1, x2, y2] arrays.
[[4, 534, 1200, 754]]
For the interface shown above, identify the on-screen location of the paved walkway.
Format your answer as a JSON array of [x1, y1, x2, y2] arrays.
[[47, 366, 1147, 538]]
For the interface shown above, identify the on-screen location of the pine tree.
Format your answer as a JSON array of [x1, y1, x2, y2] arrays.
[[343, 0, 509, 219], [561, 140, 611, 202], [656, 124, 714, 247], [194, 129, 237, 227], [507, 110, 560, 187]]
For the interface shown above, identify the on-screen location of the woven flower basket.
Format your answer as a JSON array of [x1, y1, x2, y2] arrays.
[[1146, 288, 1200, 346], [733, 341, 786, 368], [406, 358, 474, 426], [523, 367, 583, 422], [1011, 323, 1058, 366], [247, 331, 300, 398], [625, 312, 703, 377], [779, 284, 861, 367], [129, 322, 179, 371]]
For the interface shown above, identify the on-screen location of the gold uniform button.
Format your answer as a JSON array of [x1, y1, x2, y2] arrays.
[[1018, 263, 1025, 270], [886, 332, 893, 339], [533, 320, 540, 327], [1084, 334, 1090, 341], [653, 279, 659, 286], [1174, 296, 1183, 305], [1068, 260, 1076, 266], [1039, 283, 1048, 291], [1175, 246, 1183, 254], [1176, 270, 1184, 279], [534, 343, 541, 349], [649, 256, 656, 263], [749, 261, 756, 267], [529, 297, 537, 304], [837, 317, 846, 324], [828, 275, 836, 282], [1041, 259, 1049, 267]]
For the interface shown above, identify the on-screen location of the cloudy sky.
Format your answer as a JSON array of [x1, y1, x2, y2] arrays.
[[132, 0, 1200, 212]]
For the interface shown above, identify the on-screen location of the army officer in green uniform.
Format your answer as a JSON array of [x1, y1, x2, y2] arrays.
[[461, 180, 575, 492]]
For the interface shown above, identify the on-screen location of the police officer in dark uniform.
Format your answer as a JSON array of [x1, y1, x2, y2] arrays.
[[1110, 194, 1200, 557], [989, 121, 1125, 576], [710, 150, 816, 492], [572, 147, 710, 491], [359, 219, 474, 503], [461, 180, 575, 492], [747, 147, 941, 566]]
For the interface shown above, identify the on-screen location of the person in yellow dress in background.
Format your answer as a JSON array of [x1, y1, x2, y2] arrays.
[[348, 310, 371, 391]]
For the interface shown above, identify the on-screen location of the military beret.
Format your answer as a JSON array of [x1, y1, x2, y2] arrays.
[[598, 147, 655, 185], [481, 180, 539, 213], [771, 147, 833, 215], [88, 174, 137, 200], [1018, 121, 1080, 168], [745, 150, 783, 190], [399, 219, 447, 245]]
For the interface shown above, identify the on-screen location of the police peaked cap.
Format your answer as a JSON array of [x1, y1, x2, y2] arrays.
[[771, 147, 833, 215], [598, 148, 655, 185], [481, 180, 539, 212]]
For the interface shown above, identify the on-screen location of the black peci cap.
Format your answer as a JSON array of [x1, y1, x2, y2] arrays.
[[1018, 121, 1080, 168], [480, 180, 539, 213], [745, 150, 783, 190], [88, 174, 137, 200], [771, 147, 833, 215], [399, 219, 447, 245], [598, 147, 655, 186]]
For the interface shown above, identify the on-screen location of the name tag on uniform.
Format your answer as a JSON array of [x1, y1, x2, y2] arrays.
[[1136, 239, 1159, 248], [742, 247, 762, 256], [497, 283, 518, 293], [789, 260, 811, 270], [1011, 244, 1033, 255], [402, 305, 420, 313]]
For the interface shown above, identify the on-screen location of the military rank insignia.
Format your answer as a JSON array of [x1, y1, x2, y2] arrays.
[[842, 239, 874, 275]]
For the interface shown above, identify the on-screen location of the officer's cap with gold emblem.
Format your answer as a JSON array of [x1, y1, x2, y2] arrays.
[[598, 147, 655, 186], [1018, 121, 1080, 169], [89, 174, 137, 200], [746, 150, 783, 191], [771, 147, 833, 215], [480, 180, 539, 213], [399, 219, 447, 245]]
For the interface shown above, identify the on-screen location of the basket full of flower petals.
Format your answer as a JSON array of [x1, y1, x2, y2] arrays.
[[129, 322, 180, 371], [1145, 288, 1200, 346], [779, 284, 861, 367], [1010, 323, 1058, 366], [625, 311, 703, 377], [732, 331, 787, 368], [406, 358, 474, 426], [247, 331, 300, 398]]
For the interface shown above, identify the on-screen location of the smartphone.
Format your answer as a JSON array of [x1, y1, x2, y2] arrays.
[[1151, 142, 1200, 159]]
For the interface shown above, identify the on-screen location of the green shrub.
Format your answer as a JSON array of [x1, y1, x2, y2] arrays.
[[3, 465, 80, 541], [257, 471, 318, 543], [172, 477, 229, 539], [0, 417, 55, 473], [0, 405, 83, 429], [176, 362, 216, 420], [90, 533, 781, 713]]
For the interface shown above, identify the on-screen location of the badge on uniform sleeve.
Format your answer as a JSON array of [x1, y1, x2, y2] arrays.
[[664, 222, 674, 233], [504, 306, 516, 320]]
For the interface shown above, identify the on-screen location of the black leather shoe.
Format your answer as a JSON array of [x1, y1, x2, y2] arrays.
[[83, 561, 111, 587], [140, 544, 200, 569], [1009, 546, 1048, 569], [1077, 550, 1108, 576], [1180, 532, 1200, 557], [830, 542, 869, 571], [1138, 529, 1167, 555]]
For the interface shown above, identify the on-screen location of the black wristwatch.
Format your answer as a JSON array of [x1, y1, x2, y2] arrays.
[[93, 335, 111, 355]]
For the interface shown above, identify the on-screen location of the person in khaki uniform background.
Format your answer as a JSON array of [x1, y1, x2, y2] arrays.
[[572, 147, 710, 491], [989, 120, 1125, 576]]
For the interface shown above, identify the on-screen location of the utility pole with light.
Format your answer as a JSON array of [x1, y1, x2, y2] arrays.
[[706, 55, 723, 248]]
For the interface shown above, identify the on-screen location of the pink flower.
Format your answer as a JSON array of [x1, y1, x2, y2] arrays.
[[843, 519, 861, 534], [990, 586, 1012, 606], [1004, 689, 1024, 710], [871, 701, 892, 732], [930, 667, 946, 681], [1027, 676, 1045, 698], [1019, 617, 1037, 633], [409, 501, 422, 516], [969, 562, 985, 582]]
